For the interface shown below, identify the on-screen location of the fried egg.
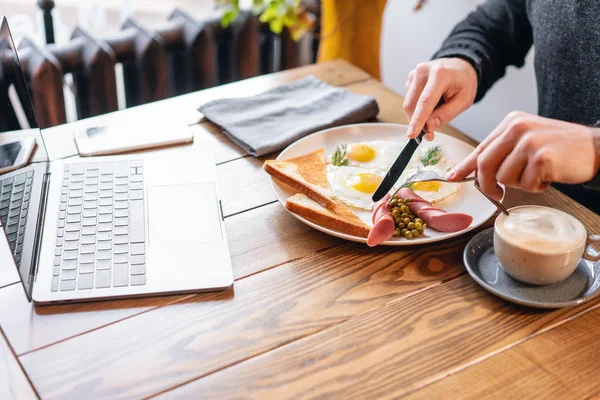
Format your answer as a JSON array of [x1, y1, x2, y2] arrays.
[[327, 165, 383, 210], [329, 140, 406, 172], [396, 164, 461, 204]]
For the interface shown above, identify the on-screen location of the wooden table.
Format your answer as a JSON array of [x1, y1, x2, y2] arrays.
[[1, 60, 600, 400]]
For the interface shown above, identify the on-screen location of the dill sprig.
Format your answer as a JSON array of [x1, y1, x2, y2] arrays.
[[332, 145, 349, 167], [421, 145, 443, 166]]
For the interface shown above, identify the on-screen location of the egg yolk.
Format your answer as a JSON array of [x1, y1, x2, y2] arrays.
[[347, 144, 376, 162], [412, 181, 441, 192], [348, 173, 383, 193]]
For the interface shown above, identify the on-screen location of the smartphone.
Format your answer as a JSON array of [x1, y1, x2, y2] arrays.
[[73, 119, 194, 157], [0, 137, 36, 174]]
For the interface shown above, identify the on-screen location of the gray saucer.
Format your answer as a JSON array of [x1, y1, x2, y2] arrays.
[[464, 228, 600, 308]]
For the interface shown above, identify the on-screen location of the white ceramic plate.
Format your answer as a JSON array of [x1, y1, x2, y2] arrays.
[[270, 123, 498, 246]]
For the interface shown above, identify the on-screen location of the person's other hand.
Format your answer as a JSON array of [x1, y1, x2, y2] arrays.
[[403, 58, 478, 141], [447, 112, 600, 200]]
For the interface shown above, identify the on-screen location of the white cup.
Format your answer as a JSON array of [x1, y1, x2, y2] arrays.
[[494, 205, 600, 285]]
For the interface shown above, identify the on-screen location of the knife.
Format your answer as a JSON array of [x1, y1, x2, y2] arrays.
[[371, 130, 426, 202], [372, 99, 445, 203]]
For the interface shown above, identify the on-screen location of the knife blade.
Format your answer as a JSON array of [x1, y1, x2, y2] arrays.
[[371, 130, 426, 202]]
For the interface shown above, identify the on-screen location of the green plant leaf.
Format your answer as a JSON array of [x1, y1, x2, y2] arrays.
[[259, 4, 279, 22], [269, 18, 284, 34], [221, 7, 239, 27]]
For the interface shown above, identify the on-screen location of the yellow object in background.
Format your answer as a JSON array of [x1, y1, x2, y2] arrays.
[[317, 0, 388, 79]]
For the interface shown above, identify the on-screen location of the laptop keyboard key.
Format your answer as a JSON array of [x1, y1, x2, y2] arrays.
[[130, 264, 146, 275], [96, 250, 112, 260], [51, 277, 59, 292], [98, 240, 112, 251], [71, 164, 85, 175], [95, 270, 111, 288], [81, 235, 96, 245], [60, 280, 76, 291], [114, 235, 128, 245], [80, 253, 95, 264], [79, 263, 94, 274], [130, 255, 146, 265], [130, 200, 145, 243], [97, 232, 112, 241], [113, 254, 128, 264], [113, 244, 128, 254], [81, 226, 96, 235], [61, 269, 77, 280], [78, 274, 94, 290], [96, 260, 112, 270], [62, 259, 78, 270], [130, 275, 146, 286], [80, 244, 96, 254], [113, 264, 128, 287]]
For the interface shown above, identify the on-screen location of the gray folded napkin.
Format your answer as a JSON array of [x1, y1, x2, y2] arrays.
[[198, 75, 379, 157]]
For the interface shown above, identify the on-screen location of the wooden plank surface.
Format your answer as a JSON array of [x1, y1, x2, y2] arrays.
[[20, 241, 466, 400], [0, 330, 37, 400], [0, 283, 192, 356], [156, 275, 600, 400], [405, 305, 600, 400], [225, 202, 344, 279]]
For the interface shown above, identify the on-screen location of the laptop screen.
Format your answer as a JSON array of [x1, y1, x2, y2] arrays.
[[0, 16, 50, 300]]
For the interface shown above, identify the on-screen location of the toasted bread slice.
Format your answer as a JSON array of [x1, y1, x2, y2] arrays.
[[264, 149, 336, 209], [286, 194, 371, 238]]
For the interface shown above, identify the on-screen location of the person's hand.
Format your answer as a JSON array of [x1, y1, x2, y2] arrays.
[[403, 58, 478, 141], [447, 111, 600, 200]]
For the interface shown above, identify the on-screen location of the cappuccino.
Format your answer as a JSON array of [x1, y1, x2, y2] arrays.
[[494, 206, 588, 285]]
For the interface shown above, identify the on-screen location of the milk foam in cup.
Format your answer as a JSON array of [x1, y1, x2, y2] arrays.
[[494, 206, 600, 285]]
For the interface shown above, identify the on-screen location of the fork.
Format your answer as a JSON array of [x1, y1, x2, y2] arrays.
[[386, 170, 510, 215]]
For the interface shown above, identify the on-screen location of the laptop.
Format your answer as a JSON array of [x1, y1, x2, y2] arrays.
[[0, 17, 234, 304]]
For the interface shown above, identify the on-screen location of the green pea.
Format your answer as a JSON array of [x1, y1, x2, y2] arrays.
[[401, 212, 409, 218], [395, 217, 403, 224], [392, 209, 400, 218], [407, 222, 415, 230], [415, 218, 423, 224], [401, 228, 408, 235], [414, 222, 422, 230], [404, 198, 411, 204], [403, 218, 411, 225], [398, 222, 405, 229], [390, 199, 398, 207], [421, 223, 427, 230], [404, 231, 413, 239], [393, 228, 401, 237], [412, 229, 420, 237], [400, 205, 409, 213]]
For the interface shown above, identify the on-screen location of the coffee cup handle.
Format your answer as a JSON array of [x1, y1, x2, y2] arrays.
[[584, 235, 600, 262]]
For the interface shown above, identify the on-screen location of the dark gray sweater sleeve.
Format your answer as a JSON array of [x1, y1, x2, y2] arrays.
[[432, 0, 533, 102]]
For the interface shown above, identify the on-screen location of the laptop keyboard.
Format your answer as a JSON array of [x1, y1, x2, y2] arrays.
[[0, 170, 34, 266], [53, 161, 146, 292]]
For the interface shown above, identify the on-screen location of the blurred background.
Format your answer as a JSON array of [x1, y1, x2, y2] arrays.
[[1, 0, 537, 141]]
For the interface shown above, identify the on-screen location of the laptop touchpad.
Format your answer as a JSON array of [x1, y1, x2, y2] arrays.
[[147, 184, 223, 247]]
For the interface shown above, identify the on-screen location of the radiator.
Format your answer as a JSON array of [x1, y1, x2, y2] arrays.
[[1, 9, 317, 131]]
